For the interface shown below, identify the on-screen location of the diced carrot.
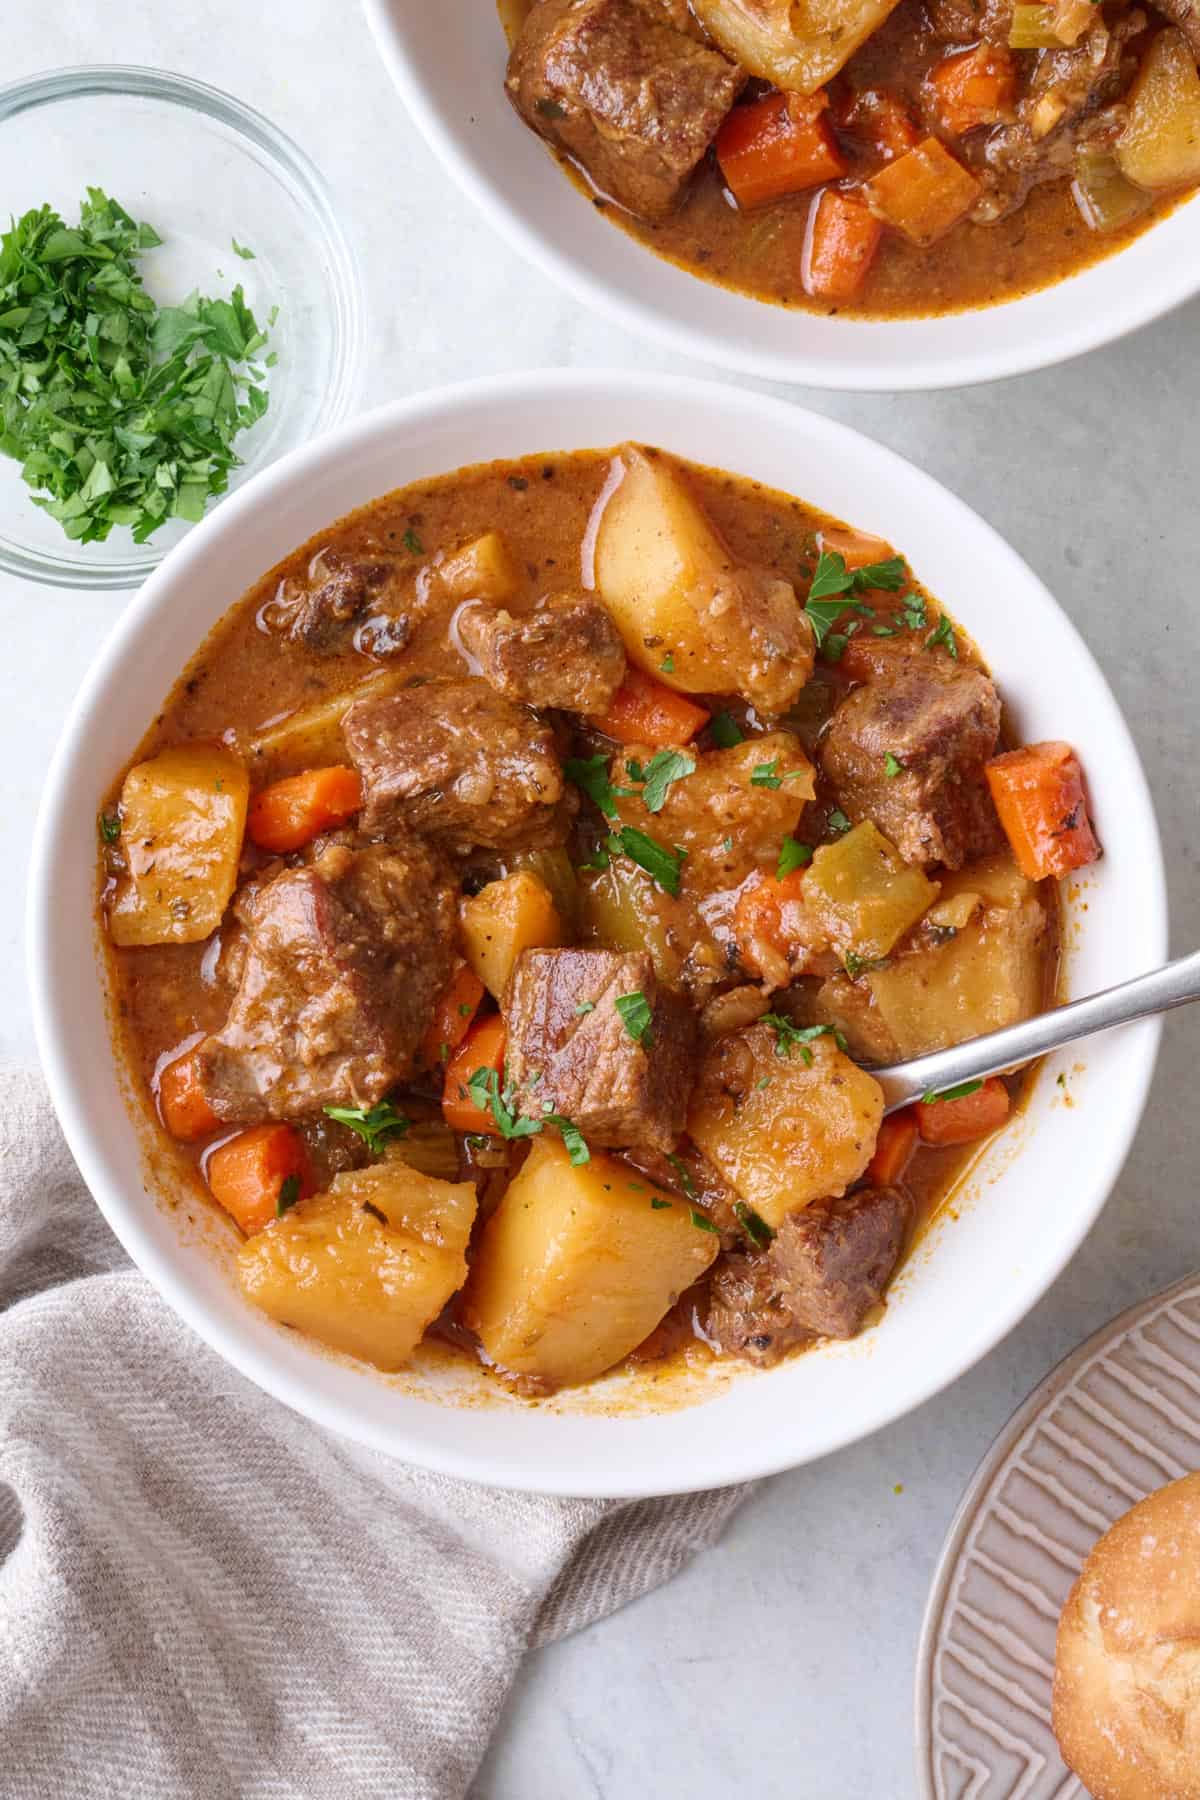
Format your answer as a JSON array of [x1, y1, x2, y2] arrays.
[[917, 1077, 1011, 1147], [733, 867, 809, 980], [442, 1013, 507, 1136], [868, 1109, 920, 1186], [803, 189, 884, 302], [247, 766, 363, 854], [927, 45, 1018, 138], [985, 741, 1101, 881], [157, 1047, 220, 1142], [592, 667, 710, 748], [866, 137, 981, 245], [818, 524, 895, 571], [716, 91, 847, 210], [206, 1124, 314, 1236], [835, 88, 921, 161], [421, 962, 486, 1069]]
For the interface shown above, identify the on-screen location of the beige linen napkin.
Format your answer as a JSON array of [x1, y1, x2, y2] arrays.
[[0, 1068, 747, 1800]]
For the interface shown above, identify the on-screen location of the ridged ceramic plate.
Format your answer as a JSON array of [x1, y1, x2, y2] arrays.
[[915, 1271, 1200, 1798]]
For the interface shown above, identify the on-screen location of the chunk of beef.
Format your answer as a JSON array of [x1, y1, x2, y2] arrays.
[[506, 0, 744, 221], [923, 0, 1013, 45], [821, 659, 1003, 869], [457, 595, 627, 712], [196, 836, 455, 1122], [504, 947, 698, 1151], [343, 678, 571, 854], [705, 1185, 912, 1365], [267, 548, 411, 655]]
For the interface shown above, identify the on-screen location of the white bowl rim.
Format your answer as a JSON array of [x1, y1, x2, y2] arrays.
[[361, 0, 1200, 393], [28, 367, 1167, 1496]]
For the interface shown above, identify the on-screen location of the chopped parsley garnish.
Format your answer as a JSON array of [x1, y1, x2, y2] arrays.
[[710, 711, 744, 749], [733, 1202, 774, 1249], [98, 810, 121, 844], [827, 809, 852, 834], [275, 1174, 302, 1217], [777, 836, 812, 879], [761, 1016, 847, 1063], [805, 550, 907, 656], [921, 1079, 984, 1104], [0, 189, 274, 544], [402, 527, 424, 555], [901, 593, 929, 632], [555, 1119, 591, 1166], [575, 999, 596, 1016], [844, 951, 891, 978], [650, 1196, 672, 1210], [636, 748, 695, 814], [666, 1153, 697, 1198], [323, 1098, 410, 1154], [660, 652, 675, 673], [751, 758, 782, 789], [926, 616, 959, 657], [565, 753, 623, 818], [231, 238, 255, 260], [615, 991, 653, 1044], [610, 825, 685, 897], [466, 1067, 589, 1162], [884, 752, 906, 778], [690, 1207, 720, 1235]]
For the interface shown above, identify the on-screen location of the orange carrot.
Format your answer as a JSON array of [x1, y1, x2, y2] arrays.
[[837, 88, 921, 160], [818, 524, 896, 571], [865, 137, 981, 245], [716, 91, 847, 209], [592, 667, 710, 748], [442, 1013, 507, 1136], [247, 766, 363, 854], [985, 742, 1101, 882], [803, 189, 884, 302], [733, 867, 809, 977], [917, 1077, 1011, 1147], [421, 962, 487, 1069], [157, 1047, 220, 1142], [207, 1124, 314, 1236], [927, 45, 1018, 137], [867, 1109, 919, 1186]]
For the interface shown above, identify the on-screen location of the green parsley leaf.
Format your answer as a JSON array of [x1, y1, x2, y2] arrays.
[[98, 811, 121, 844], [926, 616, 959, 658], [403, 527, 424, 555], [805, 551, 907, 655], [901, 594, 928, 633], [466, 1067, 542, 1140], [761, 1015, 847, 1063], [660, 652, 675, 673], [231, 238, 255, 260], [275, 1174, 302, 1217], [884, 752, 905, 778], [565, 753, 622, 819], [550, 1117, 591, 1166], [637, 749, 695, 814], [611, 826, 686, 897], [665, 1153, 697, 1198], [576, 846, 611, 873], [614, 991, 653, 1043], [323, 1099, 410, 1154], [921, 1079, 984, 1104], [575, 999, 596, 1015], [807, 550, 854, 602], [650, 1196, 672, 1210], [690, 1208, 720, 1235], [806, 594, 872, 654], [776, 836, 812, 879], [710, 711, 744, 749], [751, 758, 783, 790], [852, 556, 907, 592], [733, 1201, 774, 1248], [827, 809, 852, 834], [844, 951, 891, 978]]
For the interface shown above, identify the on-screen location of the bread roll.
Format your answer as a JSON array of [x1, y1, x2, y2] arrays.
[[1053, 1471, 1200, 1798]]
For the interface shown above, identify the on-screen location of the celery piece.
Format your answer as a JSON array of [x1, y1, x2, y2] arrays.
[[1072, 148, 1152, 232]]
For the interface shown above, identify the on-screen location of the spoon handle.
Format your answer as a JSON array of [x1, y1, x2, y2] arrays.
[[873, 948, 1200, 1114]]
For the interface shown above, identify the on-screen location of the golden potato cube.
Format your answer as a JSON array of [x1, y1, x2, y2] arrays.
[[693, 0, 906, 94], [460, 870, 562, 999], [108, 745, 249, 946], [237, 1162, 477, 1371], [245, 671, 404, 778], [689, 1024, 883, 1229], [804, 821, 940, 962], [437, 530, 520, 604], [463, 1136, 718, 1388], [1117, 29, 1200, 192]]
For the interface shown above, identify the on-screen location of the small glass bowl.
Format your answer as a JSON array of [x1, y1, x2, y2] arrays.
[[0, 65, 366, 590]]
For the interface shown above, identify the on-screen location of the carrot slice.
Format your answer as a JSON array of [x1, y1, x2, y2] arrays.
[[865, 137, 981, 245], [247, 766, 363, 854], [207, 1124, 314, 1236], [803, 190, 884, 302], [421, 962, 487, 1069], [867, 1108, 919, 1185], [442, 1013, 507, 1136], [917, 1077, 1011, 1147], [716, 91, 847, 209], [733, 867, 809, 979], [818, 525, 895, 570], [592, 667, 710, 748], [927, 45, 1018, 138], [157, 1047, 220, 1142], [836, 88, 921, 160], [985, 741, 1101, 882]]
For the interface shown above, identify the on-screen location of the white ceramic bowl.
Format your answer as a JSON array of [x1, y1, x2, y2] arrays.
[[29, 371, 1166, 1496], [362, 0, 1200, 391]]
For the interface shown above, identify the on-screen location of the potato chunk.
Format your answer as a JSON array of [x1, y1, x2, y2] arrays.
[[245, 671, 405, 778], [803, 822, 940, 962], [460, 870, 563, 999], [436, 530, 520, 604], [237, 1162, 477, 1371], [592, 446, 815, 712], [1117, 30, 1200, 192], [108, 745, 249, 947], [462, 1136, 718, 1387], [688, 1024, 883, 1228], [692, 0, 905, 95]]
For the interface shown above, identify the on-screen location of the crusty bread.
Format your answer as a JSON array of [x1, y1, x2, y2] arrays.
[[1053, 1471, 1200, 1798]]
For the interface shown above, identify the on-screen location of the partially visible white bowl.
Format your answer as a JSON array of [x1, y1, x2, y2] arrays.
[[29, 371, 1166, 1496], [362, 0, 1200, 391]]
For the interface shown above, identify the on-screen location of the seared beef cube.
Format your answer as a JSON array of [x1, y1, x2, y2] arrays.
[[271, 549, 409, 654], [343, 678, 570, 853], [507, 0, 743, 221], [457, 596, 627, 713], [821, 659, 1003, 869], [197, 837, 455, 1122], [706, 1185, 912, 1365], [923, 0, 1013, 44], [504, 948, 698, 1151]]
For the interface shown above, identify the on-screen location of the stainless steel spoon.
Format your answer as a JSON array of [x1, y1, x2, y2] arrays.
[[872, 949, 1200, 1113]]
